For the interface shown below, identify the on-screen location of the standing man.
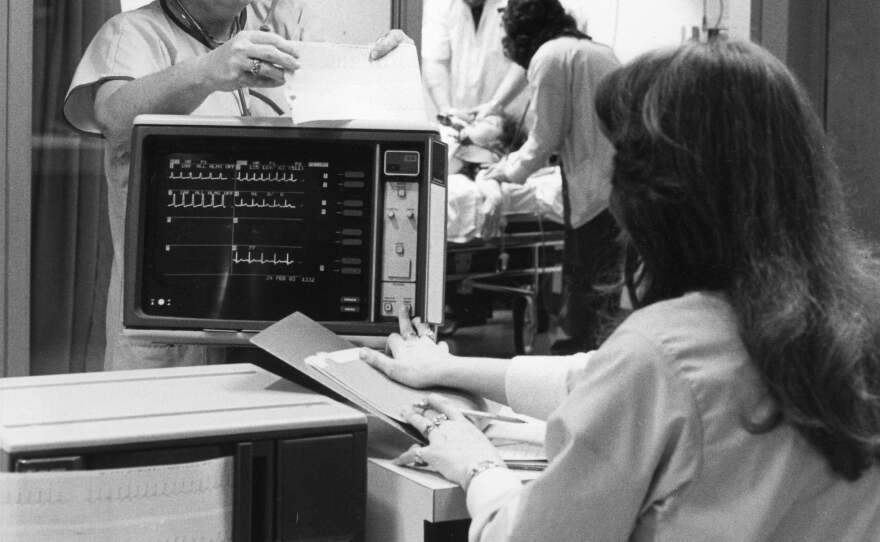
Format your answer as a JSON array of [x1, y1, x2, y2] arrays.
[[64, 0, 406, 370], [421, 0, 529, 120]]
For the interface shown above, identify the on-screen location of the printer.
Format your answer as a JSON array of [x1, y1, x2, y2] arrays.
[[0, 363, 367, 541]]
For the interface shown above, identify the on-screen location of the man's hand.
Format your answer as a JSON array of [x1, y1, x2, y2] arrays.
[[200, 30, 300, 91], [469, 99, 503, 120], [369, 29, 413, 60]]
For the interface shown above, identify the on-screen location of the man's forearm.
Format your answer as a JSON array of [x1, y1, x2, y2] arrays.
[[94, 55, 216, 143], [422, 58, 453, 112]]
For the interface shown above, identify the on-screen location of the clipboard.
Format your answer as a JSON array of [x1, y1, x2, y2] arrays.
[[250, 312, 478, 450]]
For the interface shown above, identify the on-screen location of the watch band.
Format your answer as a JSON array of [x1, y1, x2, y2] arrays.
[[464, 459, 507, 491]]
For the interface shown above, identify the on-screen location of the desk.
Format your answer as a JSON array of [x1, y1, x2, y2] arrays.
[[367, 458, 470, 542], [366, 457, 540, 542]]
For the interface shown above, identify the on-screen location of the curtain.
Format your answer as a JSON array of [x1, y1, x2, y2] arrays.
[[30, 1, 120, 374]]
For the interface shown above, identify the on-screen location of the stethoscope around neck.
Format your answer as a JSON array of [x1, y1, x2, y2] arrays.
[[159, 0, 284, 116]]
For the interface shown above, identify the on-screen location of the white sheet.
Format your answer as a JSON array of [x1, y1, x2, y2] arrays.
[[283, 41, 426, 124], [446, 166, 565, 243]]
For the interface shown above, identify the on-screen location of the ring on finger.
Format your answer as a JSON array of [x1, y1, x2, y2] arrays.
[[250, 58, 263, 76], [432, 413, 449, 426], [422, 328, 437, 341], [423, 423, 438, 437], [413, 446, 426, 466], [402, 330, 418, 340]]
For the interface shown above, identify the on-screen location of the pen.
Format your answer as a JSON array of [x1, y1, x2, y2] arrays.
[[460, 409, 526, 424]]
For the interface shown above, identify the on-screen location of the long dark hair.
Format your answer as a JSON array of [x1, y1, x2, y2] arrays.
[[595, 39, 880, 480], [501, 0, 589, 69]]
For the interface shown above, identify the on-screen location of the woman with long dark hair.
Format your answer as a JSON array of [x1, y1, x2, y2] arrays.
[[483, 0, 622, 353], [362, 38, 880, 540]]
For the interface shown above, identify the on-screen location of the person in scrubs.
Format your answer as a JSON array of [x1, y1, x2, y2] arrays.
[[63, 0, 407, 370]]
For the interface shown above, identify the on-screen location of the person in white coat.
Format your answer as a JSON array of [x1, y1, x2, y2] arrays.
[[421, 0, 528, 120]]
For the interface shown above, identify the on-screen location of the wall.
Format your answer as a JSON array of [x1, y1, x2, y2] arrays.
[[1, 0, 32, 376], [827, 1, 880, 247], [582, 0, 750, 62], [299, 0, 391, 44], [756, 0, 880, 248]]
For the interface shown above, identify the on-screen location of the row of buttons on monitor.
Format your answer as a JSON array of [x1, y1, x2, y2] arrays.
[[340, 296, 361, 315]]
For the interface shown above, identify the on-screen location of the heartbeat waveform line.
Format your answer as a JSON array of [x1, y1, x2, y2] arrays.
[[235, 172, 304, 183], [234, 196, 301, 209], [167, 191, 231, 209], [232, 249, 296, 266], [166, 171, 304, 183], [167, 171, 229, 181]]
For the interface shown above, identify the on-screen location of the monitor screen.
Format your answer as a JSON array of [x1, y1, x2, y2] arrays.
[[139, 136, 375, 324]]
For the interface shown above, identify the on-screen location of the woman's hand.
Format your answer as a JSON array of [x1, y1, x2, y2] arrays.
[[360, 310, 452, 389], [200, 30, 300, 91], [480, 162, 511, 184], [369, 29, 414, 60], [395, 394, 505, 488]]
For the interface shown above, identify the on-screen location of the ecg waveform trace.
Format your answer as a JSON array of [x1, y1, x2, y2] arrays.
[[234, 192, 304, 209], [167, 190, 231, 209], [167, 158, 307, 184], [232, 247, 298, 267], [165, 190, 307, 210], [141, 141, 376, 321], [156, 156, 366, 276]]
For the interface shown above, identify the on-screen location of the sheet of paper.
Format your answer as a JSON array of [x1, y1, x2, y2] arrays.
[[483, 415, 547, 446], [492, 440, 547, 462], [283, 41, 427, 124], [307, 352, 480, 423], [0, 457, 232, 541]]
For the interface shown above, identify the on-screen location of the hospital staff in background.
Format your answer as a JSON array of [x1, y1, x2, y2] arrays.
[[363, 38, 880, 541], [483, 0, 622, 353], [421, 0, 529, 121], [63, 0, 407, 371], [467, 0, 591, 121]]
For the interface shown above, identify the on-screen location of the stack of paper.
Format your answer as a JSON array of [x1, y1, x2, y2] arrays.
[[303, 348, 481, 424], [283, 41, 428, 124], [484, 411, 548, 470]]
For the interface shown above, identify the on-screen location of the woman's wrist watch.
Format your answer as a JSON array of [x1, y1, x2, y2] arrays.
[[463, 459, 507, 491]]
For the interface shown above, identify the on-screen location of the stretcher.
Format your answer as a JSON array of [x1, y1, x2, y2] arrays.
[[444, 167, 566, 353]]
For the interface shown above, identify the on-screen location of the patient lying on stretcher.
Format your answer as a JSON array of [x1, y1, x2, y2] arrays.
[[440, 114, 565, 243]]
